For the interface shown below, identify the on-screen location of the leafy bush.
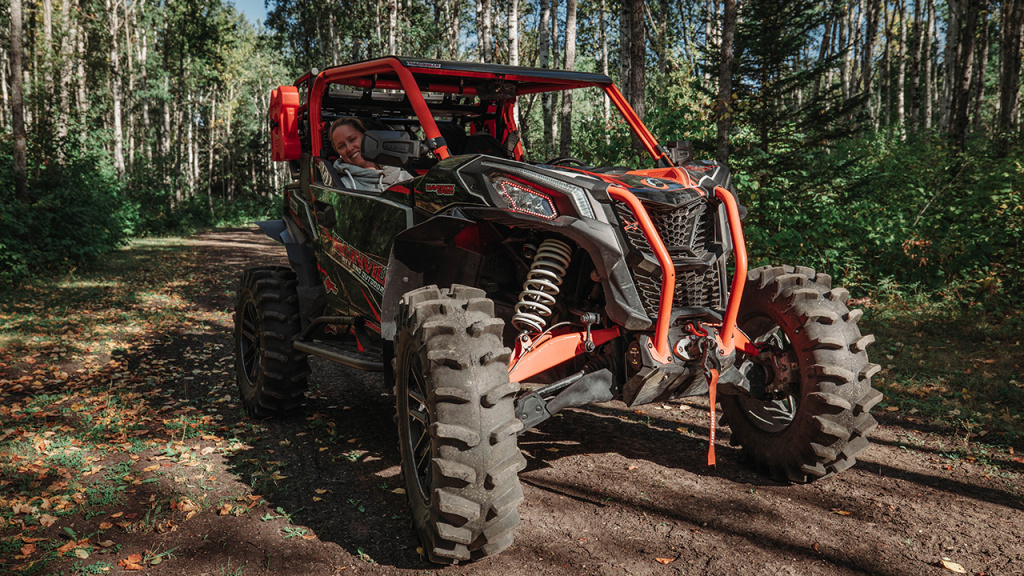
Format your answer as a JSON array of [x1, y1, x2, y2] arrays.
[[0, 138, 131, 286]]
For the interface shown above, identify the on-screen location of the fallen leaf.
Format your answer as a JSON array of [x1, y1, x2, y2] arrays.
[[99, 521, 113, 529], [627, 465, 638, 471], [885, 406, 899, 412], [74, 548, 90, 559], [201, 447, 215, 455], [312, 497, 322, 502], [20, 543, 36, 556], [655, 557, 675, 564], [110, 512, 123, 518], [142, 465, 160, 473], [391, 487, 406, 495], [831, 509, 852, 516], [940, 559, 967, 573], [219, 503, 233, 515], [39, 514, 57, 527], [98, 540, 116, 548], [127, 553, 143, 563], [315, 489, 328, 495]]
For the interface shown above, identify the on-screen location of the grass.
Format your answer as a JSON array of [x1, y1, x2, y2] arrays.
[[863, 288, 1024, 450]]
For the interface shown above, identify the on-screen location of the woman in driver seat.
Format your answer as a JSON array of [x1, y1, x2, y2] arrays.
[[329, 118, 413, 191]]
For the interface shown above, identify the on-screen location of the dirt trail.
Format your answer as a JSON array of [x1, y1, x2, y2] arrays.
[[19, 228, 1024, 576]]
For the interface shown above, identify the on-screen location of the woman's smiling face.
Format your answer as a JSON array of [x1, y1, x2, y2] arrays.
[[331, 123, 375, 169]]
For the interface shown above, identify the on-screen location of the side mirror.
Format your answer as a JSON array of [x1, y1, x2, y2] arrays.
[[665, 140, 694, 165], [361, 130, 424, 167]]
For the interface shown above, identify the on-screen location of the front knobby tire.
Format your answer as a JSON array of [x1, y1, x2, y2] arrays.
[[720, 265, 882, 483], [234, 266, 310, 417], [393, 284, 526, 564]]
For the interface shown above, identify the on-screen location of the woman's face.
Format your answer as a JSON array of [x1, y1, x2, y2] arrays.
[[331, 124, 375, 169]]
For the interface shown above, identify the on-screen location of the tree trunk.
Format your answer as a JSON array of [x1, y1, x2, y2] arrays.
[[600, 0, 610, 143], [388, 0, 399, 54], [910, 0, 924, 128], [479, 0, 493, 62], [942, 0, 961, 131], [862, 0, 881, 121], [550, 0, 560, 148], [42, 0, 54, 100], [1, 43, 8, 131], [970, 1, 990, 132], [11, 0, 28, 202], [716, 0, 736, 165], [108, 0, 126, 176], [897, 0, 908, 136], [998, 0, 1024, 133], [208, 91, 217, 213], [508, 0, 519, 65], [883, 0, 892, 128], [539, 0, 552, 155], [924, 0, 935, 130], [815, 15, 834, 99], [950, 0, 978, 146], [559, 0, 577, 157], [75, 0, 89, 125], [57, 0, 73, 146], [627, 0, 646, 149], [840, 2, 851, 100]]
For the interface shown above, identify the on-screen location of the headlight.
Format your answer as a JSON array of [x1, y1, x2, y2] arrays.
[[491, 176, 558, 220], [481, 161, 597, 219]]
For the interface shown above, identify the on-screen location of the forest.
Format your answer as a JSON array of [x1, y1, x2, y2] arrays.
[[2, 0, 1023, 306]]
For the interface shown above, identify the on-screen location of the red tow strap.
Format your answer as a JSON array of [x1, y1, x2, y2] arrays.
[[707, 368, 720, 467]]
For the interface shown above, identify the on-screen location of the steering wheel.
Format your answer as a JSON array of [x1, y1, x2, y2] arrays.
[[545, 156, 588, 167]]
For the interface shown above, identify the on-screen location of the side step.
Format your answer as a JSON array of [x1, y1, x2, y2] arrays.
[[292, 315, 385, 372]]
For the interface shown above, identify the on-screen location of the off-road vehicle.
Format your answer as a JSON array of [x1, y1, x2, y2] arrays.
[[235, 56, 881, 563]]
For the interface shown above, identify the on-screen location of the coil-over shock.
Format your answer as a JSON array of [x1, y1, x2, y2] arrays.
[[511, 238, 573, 333]]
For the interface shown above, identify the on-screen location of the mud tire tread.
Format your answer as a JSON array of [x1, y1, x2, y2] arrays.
[[393, 284, 524, 564], [234, 266, 309, 418], [720, 265, 880, 483]]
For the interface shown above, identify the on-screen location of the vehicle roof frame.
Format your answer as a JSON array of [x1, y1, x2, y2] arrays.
[[304, 56, 670, 164]]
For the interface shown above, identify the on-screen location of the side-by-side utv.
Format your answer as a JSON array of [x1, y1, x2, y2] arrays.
[[235, 56, 881, 563]]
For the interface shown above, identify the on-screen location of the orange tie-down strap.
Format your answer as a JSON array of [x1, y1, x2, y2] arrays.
[[707, 368, 720, 467]]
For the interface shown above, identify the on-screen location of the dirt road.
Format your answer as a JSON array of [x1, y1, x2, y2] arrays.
[[9, 228, 1022, 576]]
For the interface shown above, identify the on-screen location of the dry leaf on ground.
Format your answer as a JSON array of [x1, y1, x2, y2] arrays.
[[940, 559, 967, 573], [655, 557, 675, 564]]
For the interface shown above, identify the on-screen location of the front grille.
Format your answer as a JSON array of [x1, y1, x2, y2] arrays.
[[615, 200, 725, 320]]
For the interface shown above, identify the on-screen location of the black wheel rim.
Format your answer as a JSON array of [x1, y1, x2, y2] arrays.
[[239, 301, 261, 385], [737, 325, 799, 434], [405, 355, 432, 500]]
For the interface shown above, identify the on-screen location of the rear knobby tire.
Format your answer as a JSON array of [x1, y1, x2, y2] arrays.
[[234, 266, 310, 417], [394, 284, 525, 563], [720, 265, 882, 482]]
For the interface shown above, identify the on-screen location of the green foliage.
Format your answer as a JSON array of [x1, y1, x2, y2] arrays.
[[0, 137, 131, 287]]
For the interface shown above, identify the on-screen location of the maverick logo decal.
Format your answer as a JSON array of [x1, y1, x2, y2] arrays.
[[641, 177, 669, 190], [425, 183, 456, 196], [328, 238, 387, 295]]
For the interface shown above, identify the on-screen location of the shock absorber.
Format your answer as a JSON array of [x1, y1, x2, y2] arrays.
[[511, 238, 573, 333]]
